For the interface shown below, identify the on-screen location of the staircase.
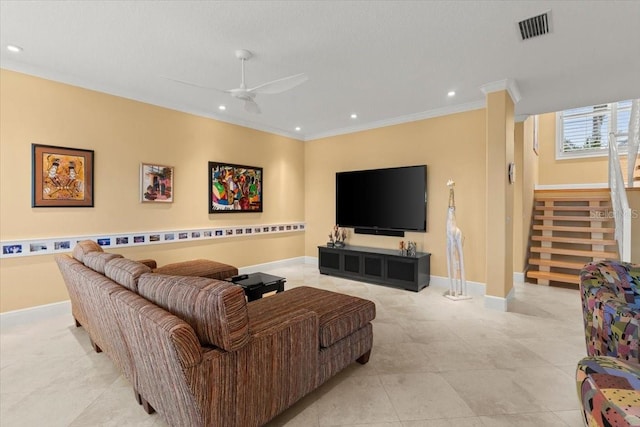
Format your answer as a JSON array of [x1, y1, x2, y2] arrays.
[[526, 189, 618, 286]]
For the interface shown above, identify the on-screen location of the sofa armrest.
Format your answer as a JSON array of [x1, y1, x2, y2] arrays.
[[239, 309, 320, 426], [137, 259, 157, 269], [187, 309, 320, 427]]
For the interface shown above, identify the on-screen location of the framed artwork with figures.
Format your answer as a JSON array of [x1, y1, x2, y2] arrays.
[[32, 144, 94, 207], [209, 161, 263, 213]]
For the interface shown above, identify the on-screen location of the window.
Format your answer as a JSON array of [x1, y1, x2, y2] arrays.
[[556, 99, 631, 159]]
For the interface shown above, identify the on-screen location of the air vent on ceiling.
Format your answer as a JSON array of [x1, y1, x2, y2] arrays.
[[518, 11, 551, 40]]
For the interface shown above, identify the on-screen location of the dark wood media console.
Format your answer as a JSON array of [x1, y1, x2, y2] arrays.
[[318, 245, 430, 291]]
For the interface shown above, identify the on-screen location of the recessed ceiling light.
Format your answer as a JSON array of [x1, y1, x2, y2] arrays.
[[7, 45, 23, 53], [350, 113, 358, 119], [295, 126, 301, 131], [218, 105, 226, 111], [447, 91, 456, 97]]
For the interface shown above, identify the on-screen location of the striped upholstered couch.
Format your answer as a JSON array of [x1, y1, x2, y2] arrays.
[[55, 241, 375, 426]]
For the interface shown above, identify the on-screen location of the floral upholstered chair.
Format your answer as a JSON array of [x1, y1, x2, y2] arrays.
[[579, 261, 640, 362]]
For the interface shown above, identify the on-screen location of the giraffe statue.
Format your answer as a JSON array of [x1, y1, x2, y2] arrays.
[[445, 179, 470, 300]]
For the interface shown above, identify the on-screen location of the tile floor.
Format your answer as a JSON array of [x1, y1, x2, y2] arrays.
[[0, 263, 587, 426]]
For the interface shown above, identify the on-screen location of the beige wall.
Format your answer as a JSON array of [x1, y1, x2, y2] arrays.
[[0, 70, 305, 312], [485, 90, 514, 299], [537, 112, 609, 185], [305, 109, 487, 283], [513, 117, 538, 273]]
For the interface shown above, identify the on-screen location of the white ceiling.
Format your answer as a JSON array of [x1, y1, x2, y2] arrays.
[[1, 1, 639, 141]]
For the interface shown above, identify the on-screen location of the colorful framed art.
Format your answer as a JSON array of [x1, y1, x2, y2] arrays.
[[208, 161, 263, 213], [140, 163, 174, 203], [32, 144, 94, 207]]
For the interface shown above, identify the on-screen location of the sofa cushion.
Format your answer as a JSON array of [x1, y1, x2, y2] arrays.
[[104, 258, 151, 292], [153, 259, 238, 281], [72, 240, 103, 262], [248, 286, 376, 348], [83, 252, 123, 274], [137, 273, 250, 352]]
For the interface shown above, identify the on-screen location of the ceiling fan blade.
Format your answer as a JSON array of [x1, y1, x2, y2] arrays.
[[244, 99, 261, 114], [161, 76, 226, 92], [248, 73, 308, 95]]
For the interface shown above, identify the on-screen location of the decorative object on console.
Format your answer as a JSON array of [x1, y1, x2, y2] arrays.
[[328, 225, 347, 248], [407, 241, 417, 257], [140, 163, 173, 203], [208, 161, 262, 213], [444, 179, 470, 301], [32, 144, 94, 207]]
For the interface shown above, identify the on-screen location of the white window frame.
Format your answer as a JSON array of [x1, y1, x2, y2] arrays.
[[556, 100, 630, 160]]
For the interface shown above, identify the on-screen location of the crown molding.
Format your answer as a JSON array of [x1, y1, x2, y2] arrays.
[[480, 79, 521, 104], [305, 100, 486, 141]]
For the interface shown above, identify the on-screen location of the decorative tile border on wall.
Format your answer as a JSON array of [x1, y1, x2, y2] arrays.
[[0, 222, 306, 259]]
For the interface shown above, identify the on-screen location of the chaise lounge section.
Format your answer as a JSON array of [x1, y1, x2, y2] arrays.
[[55, 241, 375, 426]]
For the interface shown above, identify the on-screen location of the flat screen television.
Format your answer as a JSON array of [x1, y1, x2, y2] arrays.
[[336, 165, 427, 236]]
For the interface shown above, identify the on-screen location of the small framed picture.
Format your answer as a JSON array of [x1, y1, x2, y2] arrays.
[[141, 163, 174, 203], [32, 144, 94, 207]]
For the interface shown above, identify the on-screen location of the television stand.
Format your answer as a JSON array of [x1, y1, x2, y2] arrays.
[[318, 245, 430, 292]]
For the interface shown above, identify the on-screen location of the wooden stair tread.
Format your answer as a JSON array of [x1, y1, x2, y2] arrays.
[[533, 225, 615, 233], [531, 236, 618, 245], [526, 270, 580, 285], [530, 246, 617, 258], [534, 205, 611, 212], [534, 215, 613, 222], [529, 258, 586, 270], [534, 196, 610, 202]]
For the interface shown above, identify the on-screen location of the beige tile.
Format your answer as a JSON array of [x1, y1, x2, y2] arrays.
[[399, 320, 463, 344], [511, 366, 581, 411], [441, 369, 547, 416], [266, 388, 320, 427], [368, 342, 435, 375], [1, 382, 106, 427], [478, 412, 570, 426], [464, 338, 551, 369], [553, 409, 585, 426], [315, 375, 399, 425], [69, 377, 161, 427], [380, 372, 475, 421], [402, 417, 484, 427], [418, 340, 494, 372], [373, 320, 413, 345], [514, 337, 586, 366]]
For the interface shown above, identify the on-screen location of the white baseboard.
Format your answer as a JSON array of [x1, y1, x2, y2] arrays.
[[513, 272, 525, 283], [428, 275, 486, 296], [1, 300, 71, 329], [304, 256, 318, 266], [484, 286, 515, 312], [238, 256, 307, 274]]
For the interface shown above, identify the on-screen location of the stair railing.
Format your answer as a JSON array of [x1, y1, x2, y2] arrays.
[[608, 132, 631, 262]]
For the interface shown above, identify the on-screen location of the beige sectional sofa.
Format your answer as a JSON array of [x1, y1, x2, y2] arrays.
[[55, 241, 375, 426]]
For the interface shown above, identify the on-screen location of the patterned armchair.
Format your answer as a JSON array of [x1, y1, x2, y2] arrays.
[[576, 356, 640, 427], [579, 261, 640, 362]]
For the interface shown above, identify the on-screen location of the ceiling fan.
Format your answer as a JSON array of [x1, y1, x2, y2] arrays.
[[165, 49, 308, 114]]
